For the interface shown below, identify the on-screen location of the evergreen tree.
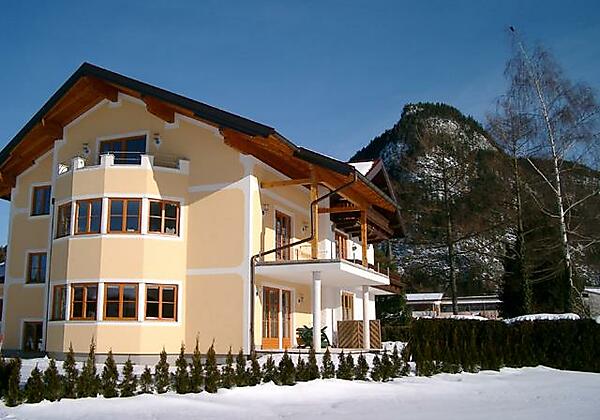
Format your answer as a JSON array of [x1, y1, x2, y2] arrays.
[[119, 358, 137, 397], [345, 353, 355, 380], [189, 339, 204, 393], [390, 345, 403, 377], [278, 350, 296, 386], [500, 239, 532, 318], [354, 353, 369, 381], [77, 338, 100, 398], [296, 355, 308, 382], [5, 358, 21, 407], [139, 366, 154, 394], [235, 348, 248, 387], [24, 365, 44, 403], [221, 347, 235, 389], [306, 347, 320, 380], [63, 343, 79, 398], [204, 343, 220, 393], [101, 350, 119, 398], [43, 358, 63, 402], [173, 344, 190, 394], [247, 350, 262, 386], [154, 348, 170, 394], [262, 355, 279, 384], [381, 350, 393, 381], [336, 351, 352, 380], [371, 354, 383, 381], [321, 348, 335, 379]]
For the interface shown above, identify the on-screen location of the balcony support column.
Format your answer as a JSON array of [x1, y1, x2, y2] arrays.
[[361, 210, 368, 267], [310, 172, 319, 259], [362, 285, 370, 350], [312, 270, 322, 351]]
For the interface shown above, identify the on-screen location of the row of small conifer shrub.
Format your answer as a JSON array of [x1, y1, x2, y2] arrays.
[[406, 318, 600, 375], [0, 339, 409, 407]]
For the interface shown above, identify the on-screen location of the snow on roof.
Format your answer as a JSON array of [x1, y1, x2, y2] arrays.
[[349, 160, 376, 176], [504, 313, 580, 324], [406, 293, 444, 302], [584, 287, 600, 296]]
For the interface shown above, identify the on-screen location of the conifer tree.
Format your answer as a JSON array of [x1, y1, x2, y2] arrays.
[[189, 338, 204, 393], [390, 345, 403, 377], [235, 348, 248, 387], [247, 350, 262, 386], [221, 347, 235, 389], [262, 355, 279, 384], [321, 348, 335, 379], [371, 354, 383, 381], [336, 350, 352, 380], [345, 353, 355, 380], [381, 350, 393, 381], [354, 353, 369, 381], [204, 343, 220, 393], [278, 350, 296, 386], [139, 366, 154, 394], [101, 349, 119, 398], [306, 347, 320, 380], [5, 358, 22, 407], [77, 338, 100, 398], [295, 355, 308, 382], [24, 365, 44, 403], [119, 358, 137, 397], [173, 343, 190, 394], [43, 358, 63, 401], [63, 343, 79, 398], [154, 348, 170, 394]]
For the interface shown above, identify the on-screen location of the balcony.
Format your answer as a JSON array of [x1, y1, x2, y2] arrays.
[[58, 151, 190, 175]]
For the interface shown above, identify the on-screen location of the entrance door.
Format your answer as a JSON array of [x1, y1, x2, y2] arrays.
[[275, 211, 291, 260], [342, 292, 354, 321], [22, 321, 43, 352], [262, 287, 279, 349], [99, 136, 146, 164], [262, 287, 293, 349]]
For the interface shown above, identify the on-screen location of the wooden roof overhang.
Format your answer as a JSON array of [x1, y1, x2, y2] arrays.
[[0, 63, 402, 241]]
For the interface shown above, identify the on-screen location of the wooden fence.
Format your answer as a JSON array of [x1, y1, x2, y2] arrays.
[[337, 320, 382, 349]]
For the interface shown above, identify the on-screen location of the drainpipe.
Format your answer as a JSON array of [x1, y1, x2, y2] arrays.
[[249, 173, 357, 353]]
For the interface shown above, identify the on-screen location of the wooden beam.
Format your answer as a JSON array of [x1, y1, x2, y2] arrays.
[[318, 206, 361, 214], [260, 178, 311, 188], [310, 168, 319, 259], [361, 210, 368, 267], [143, 96, 175, 123]]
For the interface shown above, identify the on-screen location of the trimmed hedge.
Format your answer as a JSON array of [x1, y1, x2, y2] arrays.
[[382, 325, 411, 342], [407, 318, 600, 375]]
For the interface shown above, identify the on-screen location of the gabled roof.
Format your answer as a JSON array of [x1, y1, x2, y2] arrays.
[[0, 63, 403, 238]]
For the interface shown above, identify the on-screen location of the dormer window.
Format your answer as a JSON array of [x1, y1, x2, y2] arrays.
[[99, 135, 146, 164]]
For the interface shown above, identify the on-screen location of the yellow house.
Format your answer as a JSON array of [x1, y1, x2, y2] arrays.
[[0, 63, 402, 360]]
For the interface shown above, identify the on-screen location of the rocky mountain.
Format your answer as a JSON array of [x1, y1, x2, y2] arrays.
[[351, 102, 600, 307]]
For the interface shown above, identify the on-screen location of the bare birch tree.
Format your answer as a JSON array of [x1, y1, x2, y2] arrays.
[[505, 28, 600, 312]]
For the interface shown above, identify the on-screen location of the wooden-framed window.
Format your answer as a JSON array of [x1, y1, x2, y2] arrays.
[[56, 202, 72, 238], [70, 283, 98, 320], [22, 322, 43, 352], [26, 252, 47, 284], [104, 283, 138, 320], [75, 199, 102, 234], [342, 292, 354, 321], [275, 211, 291, 260], [148, 200, 180, 235], [145, 284, 177, 321], [99, 136, 146, 165], [335, 231, 348, 260], [108, 198, 141, 233], [52, 285, 67, 320], [31, 185, 51, 216]]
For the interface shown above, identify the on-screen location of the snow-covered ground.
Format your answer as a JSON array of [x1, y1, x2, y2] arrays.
[[504, 313, 581, 323], [1, 366, 598, 419]]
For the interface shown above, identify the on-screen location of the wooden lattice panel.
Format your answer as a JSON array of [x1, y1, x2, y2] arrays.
[[369, 320, 382, 349]]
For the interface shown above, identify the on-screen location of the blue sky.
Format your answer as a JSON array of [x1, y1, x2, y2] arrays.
[[0, 0, 599, 244]]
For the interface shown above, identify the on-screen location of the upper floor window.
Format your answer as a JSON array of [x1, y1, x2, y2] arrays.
[[335, 231, 348, 260], [109, 198, 141, 233], [31, 185, 51, 216], [100, 136, 146, 165], [104, 283, 138, 320], [275, 211, 291, 260], [149, 200, 180, 235], [70, 283, 98, 320], [27, 252, 47, 284], [52, 285, 67, 320], [56, 203, 72, 238], [76, 199, 102, 234]]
